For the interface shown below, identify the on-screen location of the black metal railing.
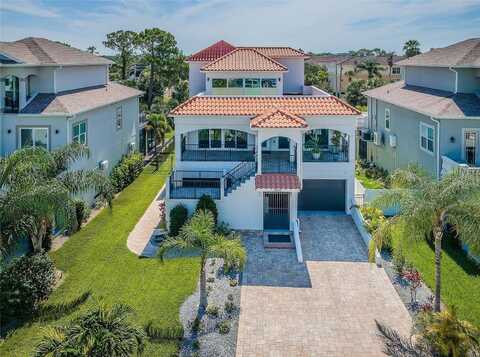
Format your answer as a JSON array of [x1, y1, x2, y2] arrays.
[[224, 161, 257, 195], [262, 151, 297, 173], [302, 145, 349, 162], [181, 143, 256, 162], [169, 170, 222, 200]]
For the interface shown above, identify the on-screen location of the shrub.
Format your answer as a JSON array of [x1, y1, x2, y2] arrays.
[[225, 301, 235, 314], [0, 252, 56, 320], [229, 279, 238, 287], [217, 320, 230, 334], [192, 339, 200, 351], [207, 277, 215, 283], [206, 305, 219, 317], [196, 194, 218, 224], [392, 248, 406, 277], [216, 221, 231, 235], [42, 222, 53, 252], [169, 204, 188, 236], [74, 199, 90, 231], [144, 321, 184, 340], [110, 152, 144, 192], [191, 317, 201, 332], [361, 206, 386, 234], [227, 294, 234, 301]]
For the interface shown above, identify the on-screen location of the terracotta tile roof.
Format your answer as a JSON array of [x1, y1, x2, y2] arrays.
[[251, 108, 307, 128], [250, 47, 308, 58], [186, 40, 235, 62], [170, 96, 361, 116], [201, 48, 287, 72], [255, 174, 300, 190], [21, 83, 142, 115], [0, 37, 113, 65], [363, 81, 480, 118]]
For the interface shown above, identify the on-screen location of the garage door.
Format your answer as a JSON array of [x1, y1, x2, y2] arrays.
[[298, 179, 345, 211]]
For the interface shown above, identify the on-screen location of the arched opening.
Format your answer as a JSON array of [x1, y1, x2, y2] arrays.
[[181, 129, 255, 161], [3, 75, 19, 113], [261, 136, 297, 173], [303, 129, 349, 162]]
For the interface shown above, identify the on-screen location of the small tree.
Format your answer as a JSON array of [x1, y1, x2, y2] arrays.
[[145, 113, 171, 153], [356, 60, 383, 79], [158, 210, 246, 310], [345, 80, 367, 106], [103, 30, 138, 80], [196, 194, 218, 224], [169, 204, 188, 236], [403, 40, 421, 58]]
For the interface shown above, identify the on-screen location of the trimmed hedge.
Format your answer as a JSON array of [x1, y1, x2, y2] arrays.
[[110, 153, 144, 192], [169, 204, 188, 236], [196, 194, 218, 224]]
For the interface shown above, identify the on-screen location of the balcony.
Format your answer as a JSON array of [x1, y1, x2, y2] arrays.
[[169, 170, 222, 200], [441, 155, 480, 177], [181, 143, 256, 162], [262, 151, 297, 174], [303, 145, 349, 162]]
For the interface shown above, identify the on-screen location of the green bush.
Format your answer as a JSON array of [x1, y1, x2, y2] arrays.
[[144, 321, 184, 340], [217, 320, 230, 334], [225, 301, 235, 314], [361, 206, 392, 251], [110, 153, 144, 192], [392, 248, 406, 277], [169, 204, 188, 236], [206, 305, 219, 317], [74, 199, 90, 232], [0, 253, 56, 321], [196, 194, 218, 224]]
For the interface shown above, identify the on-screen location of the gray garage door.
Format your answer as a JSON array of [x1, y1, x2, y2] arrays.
[[298, 179, 345, 211]]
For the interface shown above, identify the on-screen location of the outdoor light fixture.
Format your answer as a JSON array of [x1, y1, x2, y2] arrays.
[[450, 136, 455, 143], [55, 129, 59, 134], [7, 129, 11, 134]]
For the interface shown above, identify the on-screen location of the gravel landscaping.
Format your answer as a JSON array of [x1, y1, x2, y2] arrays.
[[180, 257, 241, 357]]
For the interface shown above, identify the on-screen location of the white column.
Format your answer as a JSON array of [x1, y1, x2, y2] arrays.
[[256, 132, 262, 174], [18, 77, 27, 110], [0, 80, 5, 112], [175, 132, 183, 166]]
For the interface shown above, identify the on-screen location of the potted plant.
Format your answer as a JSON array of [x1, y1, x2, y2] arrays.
[[331, 131, 343, 154], [307, 136, 322, 160]]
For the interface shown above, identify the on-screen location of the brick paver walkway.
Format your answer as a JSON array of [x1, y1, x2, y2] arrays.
[[236, 215, 411, 357]]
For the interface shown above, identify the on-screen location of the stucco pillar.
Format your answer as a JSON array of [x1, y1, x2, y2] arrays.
[[18, 77, 27, 110], [175, 132, 183, 167], [256, 132, 262, 174]]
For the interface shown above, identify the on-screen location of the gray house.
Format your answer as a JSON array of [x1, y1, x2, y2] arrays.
[[360, 38, 480, 178], [0, 38, 142, 179]]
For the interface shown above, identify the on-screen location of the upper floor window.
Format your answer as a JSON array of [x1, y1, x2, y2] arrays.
[[19, 127, 49, 150], [212, 79, 227, 88], [198, 129, 221, 148], [224, 129, 248, 149], [73, 121, 87, 145], [245, 78, 261, 88], [420, 122, 434, 154], [3, 75, 19, 113], [385, 108, 391, 131], [261, 79, 277, 88], [116, 107, 123, 130], [228, 78, 243, 88]]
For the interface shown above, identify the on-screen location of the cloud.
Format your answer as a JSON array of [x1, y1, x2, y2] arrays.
[[0, 0, 58, 18]]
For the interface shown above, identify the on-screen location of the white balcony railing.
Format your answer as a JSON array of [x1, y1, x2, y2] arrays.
[[441, 155, 480, 177]]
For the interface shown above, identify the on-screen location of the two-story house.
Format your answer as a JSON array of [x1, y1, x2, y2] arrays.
[[361, 38, 480, 178], [166, 40, 361, 245], [0, 38, 142, 182]]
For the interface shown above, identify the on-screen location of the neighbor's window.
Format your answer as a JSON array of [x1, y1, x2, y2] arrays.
[[212, 79, 227, 88], [392, 67, 401, 75], [245, 78, 261, 88], [261, 79, 277, 88], [19, 127, 49, 150], [115, 106, 123, 130], [72, 121, 87, 145], [420, 123, 434, 153], [385, 108, 391, 131], [228, 78, 243, 88]]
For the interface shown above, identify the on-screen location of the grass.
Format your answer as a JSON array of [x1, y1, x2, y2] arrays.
[[356, 172, 386, 189], [0, 159, 200, 356], [393, 225, 480, 327]]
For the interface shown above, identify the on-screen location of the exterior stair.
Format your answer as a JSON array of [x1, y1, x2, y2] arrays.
[[224, 161, 256, 196]]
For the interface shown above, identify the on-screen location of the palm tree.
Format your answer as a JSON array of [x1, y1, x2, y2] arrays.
[[35, 303, 146, 356], [404, 40, 421, 58], [145, 113, 171, 154], [158, 210, 246, 310], [356, 60, 383, 79], [373, 166, 480, 312], [0, 144, 113, 254]]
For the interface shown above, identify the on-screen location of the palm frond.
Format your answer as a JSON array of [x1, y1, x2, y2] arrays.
[[370, 217, 398, 261], [51, 143, 90, 173], [157, 236, 191, 262], [38, 291, 91, 322], [389, 165, 429, 189], [447, 203, 480, 255], [375, 320, 431, 357], [208, 233, 246, 272]]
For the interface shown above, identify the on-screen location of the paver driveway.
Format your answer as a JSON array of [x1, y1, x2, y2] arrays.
[[236, 214, 411, 357]]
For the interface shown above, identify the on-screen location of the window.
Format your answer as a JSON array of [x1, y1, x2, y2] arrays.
[[198, 129, 221, 148], [464, 130, 478, 165], [4, 75, 19, 113], [261, 79, 277, 88], [224, 130, 248, 149], [26, 76, 32, 101], [245, 78, 260, 88], [210, 129, 221, 148], [385, 108, 391, 131], [228, 78, 243, 88], [198, 129, 210, 148], [115, 107, 123, 130], [420, 123, 434, 154], [73, 121, 87, 145], [19, 127, 49, 150], [278, 137, 290, 149], [212, 79, 227, 88], [392, 67, 401, 75]]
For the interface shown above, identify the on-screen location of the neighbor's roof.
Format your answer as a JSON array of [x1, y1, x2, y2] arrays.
[[255, 174, 300, 190], [0, 37, 113, 66], [250, 108, 308, 128], [201, 48, 288, 72], [169, 96, 361, 116], [20, 83, 142, 115], [396, 38, 480, 68], [363, 81, 480, 118]]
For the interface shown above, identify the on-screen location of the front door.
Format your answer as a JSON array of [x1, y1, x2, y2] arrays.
[[263, 192, 290, 230], [464, 130, 478, 166]]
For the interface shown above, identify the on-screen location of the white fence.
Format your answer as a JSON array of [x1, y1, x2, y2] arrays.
[[293, 218, 303, 263]]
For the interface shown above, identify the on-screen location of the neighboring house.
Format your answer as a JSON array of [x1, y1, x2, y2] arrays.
[[166, 40, 361, 243], [360, 38, 480, 179], [0, 38, 142, 180], [309, 54, 405, 95]]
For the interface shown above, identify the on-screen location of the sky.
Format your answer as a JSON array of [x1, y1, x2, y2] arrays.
[[1, 0, 480, 56]]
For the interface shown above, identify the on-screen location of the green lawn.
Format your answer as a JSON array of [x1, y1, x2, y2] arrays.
[[356, 172, 386, 189], [393, 225, 480, 327], [0, 161, 199, 356]]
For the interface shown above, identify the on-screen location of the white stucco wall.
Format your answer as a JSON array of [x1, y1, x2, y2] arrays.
[[277, 58, 304, 94], [55, 65, 108, 92], [188, 61, 208, 96]]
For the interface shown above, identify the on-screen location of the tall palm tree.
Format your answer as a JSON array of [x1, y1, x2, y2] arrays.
[[145, 113, 171, 154], [404, 40, 421, 58], [158, 210, 246, 310], [356, 60, 383, 79], [35, 303, 146, 356], [373, 166, 480, 312], [0, 144, 113, 254]]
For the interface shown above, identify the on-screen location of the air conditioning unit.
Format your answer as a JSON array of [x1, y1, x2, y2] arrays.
[[373, 131, 381, 146], [361, 130, 373, 142], [99, 160, 109, 171], [128, 142, 136, 153], [389, 134, 397, 148]]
